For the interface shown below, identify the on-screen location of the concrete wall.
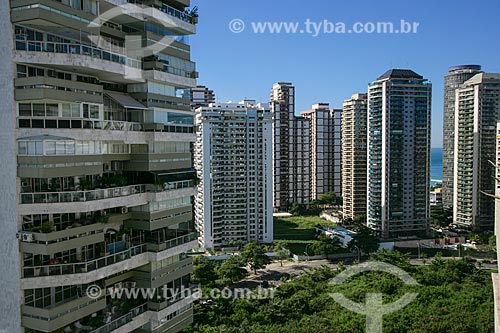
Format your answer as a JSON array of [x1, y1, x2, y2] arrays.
[[0, 2, 21, 331]]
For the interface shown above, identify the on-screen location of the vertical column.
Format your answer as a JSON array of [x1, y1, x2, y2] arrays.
[[0, 1, 21, 332]]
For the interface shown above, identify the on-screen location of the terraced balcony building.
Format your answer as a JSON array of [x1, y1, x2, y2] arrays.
[[4, 0, 199, 332]]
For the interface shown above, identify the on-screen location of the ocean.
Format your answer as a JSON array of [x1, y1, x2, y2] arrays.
[[431, 147, 443, 186]]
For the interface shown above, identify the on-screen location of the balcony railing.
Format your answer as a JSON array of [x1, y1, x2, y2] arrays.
[[20, 185, 147, 204], [23, 244, 146, 278], [89, 303, 148, 333], [147, 232, 197, 252], [124, 0, 194, 24], [18, 117, 194, 134], [15, 40, 141, 69], [18, 117, 143, 132]]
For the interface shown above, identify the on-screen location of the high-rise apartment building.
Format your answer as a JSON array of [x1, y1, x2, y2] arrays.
[[271, 82, 310, 211], [301, 103, 342, 200], [5, 1, 199, 332], [367, 69, 431, 238], [194, 101, 274, 250], [442, 65, 482, 208], [190, 85, 215, 110], [453, 73, 500, 230], [342, 93, 368, 220]]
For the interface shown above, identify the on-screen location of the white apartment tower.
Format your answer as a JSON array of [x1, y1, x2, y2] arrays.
[[367, 69, 432, 238], [453, 73, 500, 230], [194, 101, 274, 250], [342, 93, 368, 220]]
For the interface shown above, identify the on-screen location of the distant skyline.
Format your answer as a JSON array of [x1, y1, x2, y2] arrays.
[[190, 0, 500, 147]]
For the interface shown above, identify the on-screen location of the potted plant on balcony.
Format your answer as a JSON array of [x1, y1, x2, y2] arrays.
[[40, 221, 54, 233]]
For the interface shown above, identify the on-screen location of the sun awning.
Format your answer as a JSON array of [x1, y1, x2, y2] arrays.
[[105, 92, 147, 110]]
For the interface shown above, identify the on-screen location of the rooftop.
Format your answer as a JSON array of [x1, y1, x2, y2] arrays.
[[377, 69, 424, 81]]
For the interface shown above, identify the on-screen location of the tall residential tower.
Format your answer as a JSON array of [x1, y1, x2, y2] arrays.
[[442, 65, 482, 208], [367, 70, 432, 238], [194, 101, 274, 249], [453, 73, 500, 230], [271, 82, 310, 211], [342, 93, 368, 220], [301, 103, 342, 199]]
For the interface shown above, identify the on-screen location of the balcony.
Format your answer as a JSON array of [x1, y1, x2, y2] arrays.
[[89, 303, 148, 333], [146, 232, 197, 252], [20, 184, 147, 204], [21, 295, 107, 332], [22, 244, 147, 278], [13, 39, 143, 83]]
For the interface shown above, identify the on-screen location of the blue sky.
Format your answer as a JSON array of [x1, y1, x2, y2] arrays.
[[190, 0, 500, 148]]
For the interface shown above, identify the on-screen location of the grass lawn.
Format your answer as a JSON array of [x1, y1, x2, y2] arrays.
[[274, 215, 336, 241]]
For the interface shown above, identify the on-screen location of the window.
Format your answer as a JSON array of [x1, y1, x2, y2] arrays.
[[46, 104, 58, 117], [17, 65, 27, 78], [32, 104, 45, 117], [18, 142, 27, 155], [19, 104, 32, 116], [46, 142, 56, 155]]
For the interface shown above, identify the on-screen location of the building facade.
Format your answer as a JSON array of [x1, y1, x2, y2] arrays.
[[342, 93, 368, 220], [190, 85, 215, 110], [194, 101, 274, 250], [367, 69, 431, 238], [301, 103, 342, 200], [8, 1, 199, 332], [442, 65, 482, 208], [453, 73, 500, 230], [271, 82, 310, 211]]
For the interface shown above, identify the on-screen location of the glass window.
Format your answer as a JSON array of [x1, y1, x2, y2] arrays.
[[66, 141, 75, 155], [56, 142, 65, 155], [19, 104, 32, 117], [33, 104, 45, 117], [46, 104, 58, 117], [83, 104, 89, 118], [90, 105, 99, 119], [17, 65, 27, 78], [61, 104, 71, 117], [75, 142, 83, 155], [18, 141, 27, 155], [46, 142, 56, 155], [27, 142, 36, 155], [71, 104, 80, 118], [35, 141, 43, 155]]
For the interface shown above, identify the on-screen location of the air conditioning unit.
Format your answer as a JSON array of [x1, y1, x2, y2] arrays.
[[121, 207, 128, 214], [17, 232, 34, 242]]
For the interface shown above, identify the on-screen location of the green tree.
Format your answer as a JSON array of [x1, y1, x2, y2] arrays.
[[216, 256, 247, 285], [241, 242, 271, 274], [274, 240, 289, 267], [430, 206, 453, 227], [347, 224, 379, 256], [353, 214, 366, 226], [310, 233, 340, 256], [192, 256, 219, 287]]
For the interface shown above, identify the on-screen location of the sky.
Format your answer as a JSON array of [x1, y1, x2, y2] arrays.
[[189, 0, 500, 148]]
